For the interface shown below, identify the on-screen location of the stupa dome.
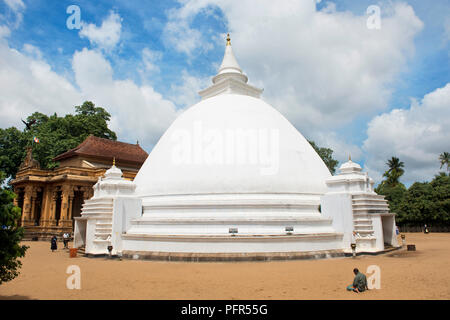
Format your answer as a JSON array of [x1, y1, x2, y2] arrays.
[[134, 93, 331, 197], [134, 34, 331, 199]]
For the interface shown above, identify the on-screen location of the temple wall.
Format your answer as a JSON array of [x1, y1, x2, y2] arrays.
[[111, 197, 142, 255], [370, 215, 384, 251], [320, 193, 354, 250]]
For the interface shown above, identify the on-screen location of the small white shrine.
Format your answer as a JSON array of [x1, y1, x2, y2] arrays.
[[321, 157, 398, 253], [74, 35, 399, 260]]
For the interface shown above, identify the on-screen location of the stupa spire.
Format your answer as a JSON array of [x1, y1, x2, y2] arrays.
[[216, 33, 244, 78], [198, 33, 263, 100]]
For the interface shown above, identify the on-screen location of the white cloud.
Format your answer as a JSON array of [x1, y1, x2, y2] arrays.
[[72, 48, 179, 147], [4, 0, 25, 12], [22, 43, 43, 60], [2, 0, 25, 28], [162, 0, 423, 142], [0, 0, 437, 185], [79, 11, 122, 51], [0, 38, 179, 151], [169, 69, 209, 108], [141, 47, 162, 73], [314, 131, 363, 165], [444, 18, 450, 43], [0, 25, 10, 38], [162, 2, 216, 56], [159, 0, 430, 180], [0, 40, 83, 128], [363, 83, 450, 185]]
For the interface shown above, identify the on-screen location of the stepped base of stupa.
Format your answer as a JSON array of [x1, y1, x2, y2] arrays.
[[121, 246, 345, 261], [119, 193, 344, 255]]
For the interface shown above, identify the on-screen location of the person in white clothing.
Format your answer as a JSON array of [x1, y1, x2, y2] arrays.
[[63, 232, 69, 249]]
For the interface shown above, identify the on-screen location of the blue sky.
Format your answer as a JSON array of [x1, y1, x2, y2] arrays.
[[0, 0, 449, 185]]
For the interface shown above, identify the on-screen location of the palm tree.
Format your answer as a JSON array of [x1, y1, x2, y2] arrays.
[[382, 156, 405, 186], [439, 152, 449, 171]]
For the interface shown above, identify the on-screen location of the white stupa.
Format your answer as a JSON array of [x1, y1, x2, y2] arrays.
[[74, 35, 399, 260]]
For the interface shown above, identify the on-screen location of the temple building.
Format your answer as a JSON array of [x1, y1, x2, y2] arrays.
[[11, 135, 148, 239], [73, 35, 399, 260]]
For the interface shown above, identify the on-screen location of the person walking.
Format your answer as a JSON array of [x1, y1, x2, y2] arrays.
[[51, 235, 58, 252], [63, 232, 69, 249]]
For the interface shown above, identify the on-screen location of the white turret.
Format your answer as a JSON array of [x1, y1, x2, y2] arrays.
[[324, 156, 375, 194], [321, 156, 399, 253], [74, 159, 141, 256], [92, 159, 136, 198]]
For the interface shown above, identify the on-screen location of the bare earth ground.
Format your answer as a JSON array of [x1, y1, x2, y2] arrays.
[[0, 233, 449, 300]]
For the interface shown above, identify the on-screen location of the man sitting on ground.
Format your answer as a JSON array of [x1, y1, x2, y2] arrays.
[[346, 268, 368, 293]]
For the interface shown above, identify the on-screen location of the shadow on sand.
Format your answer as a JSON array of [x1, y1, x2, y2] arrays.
[[0, 294, 34, 300], [386, 250, 421, 258]]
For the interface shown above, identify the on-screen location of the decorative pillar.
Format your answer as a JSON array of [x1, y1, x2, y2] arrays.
[[30, 188, 37, 225], [21, 186, 34, 226], [68, 189, 74, 220], [40, 187, 51, 227], [34, 187, 43, 226], [59, 185, 73, 228], [47, 188, 58, 227], [80, 186, 91, 202], [13, 188, 19, 207]]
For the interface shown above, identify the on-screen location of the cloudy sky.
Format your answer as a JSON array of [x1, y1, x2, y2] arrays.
[[0, 0, 449, 186]]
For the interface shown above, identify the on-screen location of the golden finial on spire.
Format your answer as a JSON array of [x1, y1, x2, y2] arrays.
[[113, 157, 116, 166], [349, 154, 352, 161], [226, 33, 231, 46]]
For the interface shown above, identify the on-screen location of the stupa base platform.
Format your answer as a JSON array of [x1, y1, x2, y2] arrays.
[[116, 233, 344, 261], [120, 248, 345, 262]]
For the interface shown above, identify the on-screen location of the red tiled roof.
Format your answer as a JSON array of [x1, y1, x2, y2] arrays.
[[53, 135, 148, 165]]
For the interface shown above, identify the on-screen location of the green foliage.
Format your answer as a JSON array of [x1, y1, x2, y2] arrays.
[[375, 182, 407, 215], [376, 155, 450, 227], [0, 127, 29, 179], [381, 156, 405, 187], [0, 101, 117, 179], [439, 152, 449, 171], [308, 140, 339, 175], [395, 173, 450, 226], [0, 171, 28, 284]]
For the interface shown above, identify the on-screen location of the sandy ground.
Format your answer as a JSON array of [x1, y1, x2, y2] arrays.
[[0, 233, 449, 300]]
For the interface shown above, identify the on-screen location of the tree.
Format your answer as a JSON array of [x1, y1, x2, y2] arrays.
[[380, 156, 405, 187], [0, 127, 29, 180], [439, 152, 449, 172], [375, 156, 407, 215], [395, 172, 450, 227], [0, 171, 28, 284], [0, 101, 117, 180], [375, 182, 407, 215], [308, 140, 339, 175]]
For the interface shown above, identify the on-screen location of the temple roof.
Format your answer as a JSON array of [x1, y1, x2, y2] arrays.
[[53, 135, 148, 165]]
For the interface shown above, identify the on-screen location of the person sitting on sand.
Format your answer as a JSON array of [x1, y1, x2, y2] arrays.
[[346, 268, 368, 293]]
